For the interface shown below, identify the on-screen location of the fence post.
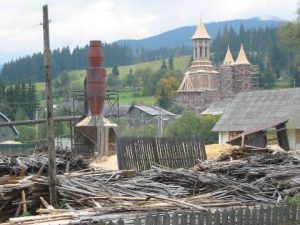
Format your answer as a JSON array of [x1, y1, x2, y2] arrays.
[[134, 215, 141, 225], [163, 212, 170, 225], [214, 210, 221, 225], [221, 209, 228, 225], [278, 205, 284, 224], [265, 205, 271, 225], [206, 210, 213, 225], [172, 212, 179, 225], [236, 208, 243, 225], [252, 206, 257, 225]]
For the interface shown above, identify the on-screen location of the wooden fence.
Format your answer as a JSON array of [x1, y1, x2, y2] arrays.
[[116, 136, 206, 170], [69, 204, 300, 225]]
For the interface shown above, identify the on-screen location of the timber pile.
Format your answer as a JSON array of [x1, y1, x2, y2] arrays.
[[196, 146, 300, 202], [2, 146, 300, 224], [0, 154, 89, 176]]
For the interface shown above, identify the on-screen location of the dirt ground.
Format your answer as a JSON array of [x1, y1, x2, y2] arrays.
[[91, 144, 236, 170]]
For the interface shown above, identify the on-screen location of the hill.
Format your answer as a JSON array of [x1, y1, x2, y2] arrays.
[[115, 17, 281, 50], [36, 55, 191, 106]]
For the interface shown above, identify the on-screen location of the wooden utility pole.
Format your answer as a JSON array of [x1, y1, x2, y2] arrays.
[[43, 4, 57, 205]]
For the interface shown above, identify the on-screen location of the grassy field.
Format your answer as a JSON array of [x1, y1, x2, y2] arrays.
[[118, 89, 154, 105], [35, 55, 191, 107]]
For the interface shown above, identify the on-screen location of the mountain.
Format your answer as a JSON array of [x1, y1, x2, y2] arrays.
[[115, 17, 281, 50]]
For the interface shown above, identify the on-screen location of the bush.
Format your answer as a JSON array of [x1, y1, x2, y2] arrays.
[[163, 112, 220, 144]]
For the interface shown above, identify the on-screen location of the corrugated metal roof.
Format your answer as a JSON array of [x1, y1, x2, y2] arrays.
[[102, 104, 130, 117], [213, 88, 300, 131], [129, 105, 176, 116]]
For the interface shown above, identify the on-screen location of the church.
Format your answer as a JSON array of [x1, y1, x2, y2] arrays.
[[175, 20, 259, 113]]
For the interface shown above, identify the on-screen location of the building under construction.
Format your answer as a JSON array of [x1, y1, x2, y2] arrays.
[[175, 20, 259, 113]]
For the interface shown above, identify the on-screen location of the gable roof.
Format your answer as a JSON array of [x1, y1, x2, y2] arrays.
[[128, 105, 176, 116], [201, 100, 231, 116], [213, 88, 300, 132]]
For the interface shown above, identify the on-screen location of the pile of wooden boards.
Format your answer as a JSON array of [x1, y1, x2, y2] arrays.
[[196, 146, 300, 202], [2, 146, 300, 224], [0, 153, 89, 176]]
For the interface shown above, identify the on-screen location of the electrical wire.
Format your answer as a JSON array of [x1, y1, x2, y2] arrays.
[[0, 23, 42, 41]]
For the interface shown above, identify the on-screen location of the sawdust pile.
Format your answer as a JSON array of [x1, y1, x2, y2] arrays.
[[90, 144, 236, 170]]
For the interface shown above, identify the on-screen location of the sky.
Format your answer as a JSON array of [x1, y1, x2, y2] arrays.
[[0, 0, 298, 64]]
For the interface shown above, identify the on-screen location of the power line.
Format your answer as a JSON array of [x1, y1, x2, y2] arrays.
[[0, 23, 41, 41]]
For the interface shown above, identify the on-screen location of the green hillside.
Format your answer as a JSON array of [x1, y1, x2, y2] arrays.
[[36, 55, 191, 106]]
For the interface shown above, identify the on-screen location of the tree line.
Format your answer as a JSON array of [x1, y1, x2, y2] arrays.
[[210, 24, 296, 87], [0, 80, 39, 120], [1, 23, 299, 88], [0, 43, 190, 84]]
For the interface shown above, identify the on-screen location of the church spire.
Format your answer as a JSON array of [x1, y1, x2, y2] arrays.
[[223, 46, 234, 65], [192, 20, 211, 40], [235, 44, 250, 65]]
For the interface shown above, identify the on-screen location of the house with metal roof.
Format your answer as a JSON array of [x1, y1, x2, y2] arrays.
[[212, 88, 300, 150], [126, 105, 176, 131]]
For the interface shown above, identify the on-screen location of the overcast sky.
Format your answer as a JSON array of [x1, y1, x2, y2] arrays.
[[0, 0, 298, 64]]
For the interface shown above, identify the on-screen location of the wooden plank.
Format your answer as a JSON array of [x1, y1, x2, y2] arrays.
[[181, 212, 187, 225], [244, 207, 250, 225], [229, 208, 235, 225], [251, 207, 257, 225], [222, 209, 228, 225], [265, 205, 271, 225], [163, 212, 170, 225], [134, 215, 141, 225], [197, 212, 204, 225], [272, 204, 278, 225], [258, 206, 264, 225], [278, 205, 284, 224], [172, 212, 179, 225], [206, 210, 212, 225], [214, 210, 221, 225], [236, 208, 242, 225]]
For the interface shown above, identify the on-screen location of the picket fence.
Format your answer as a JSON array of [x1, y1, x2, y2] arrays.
[[69, 204, 300, 225]]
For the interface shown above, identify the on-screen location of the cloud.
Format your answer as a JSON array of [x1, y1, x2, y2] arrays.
[[0, 0, 298, 64]]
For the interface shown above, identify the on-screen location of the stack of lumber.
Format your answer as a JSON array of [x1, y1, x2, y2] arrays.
[[196, 146, 300, 201], [2, 146, 300, 224], [0, 176, 34, 221], [0, 154, 89, 176]]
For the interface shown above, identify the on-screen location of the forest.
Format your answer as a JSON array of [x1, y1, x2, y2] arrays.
[[1, 24, 299, 87]]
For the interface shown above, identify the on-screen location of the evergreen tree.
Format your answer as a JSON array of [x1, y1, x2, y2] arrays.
[[168, 56, 174, 70], [160, 59, 168, 70], [112, 65, 120, 76]]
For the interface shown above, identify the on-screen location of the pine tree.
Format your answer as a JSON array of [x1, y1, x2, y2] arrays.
[[168, 56, 174, 70], [112, 65, 120, 76], [160, 59, 167, 70]]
